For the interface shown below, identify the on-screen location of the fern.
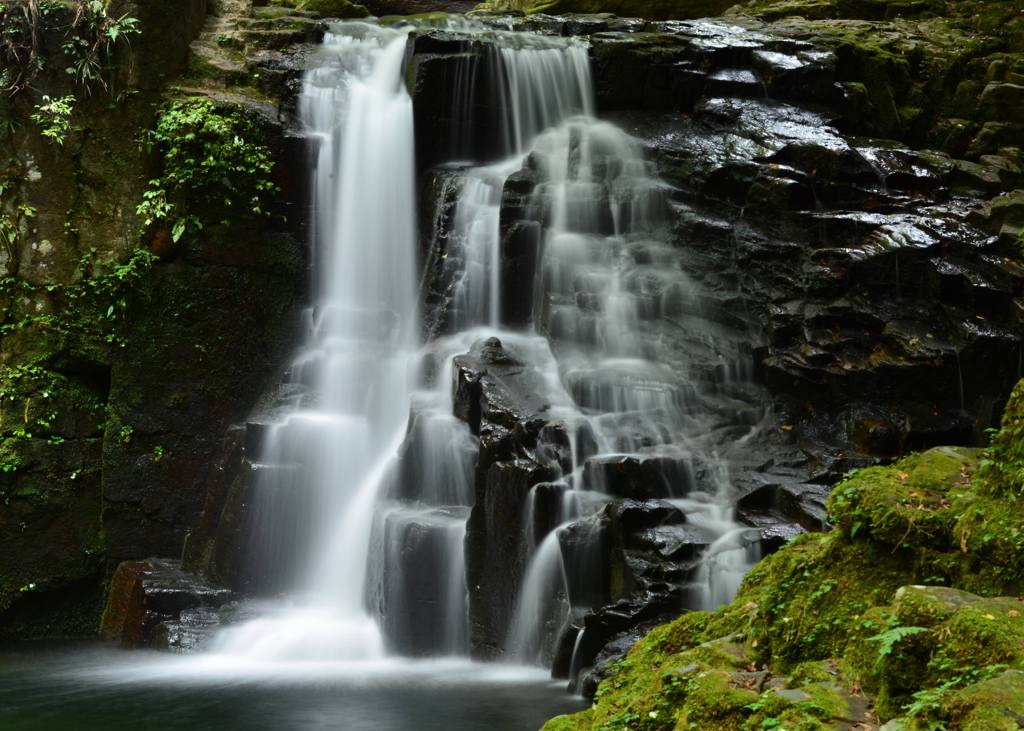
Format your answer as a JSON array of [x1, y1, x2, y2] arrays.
[[868, 625, 929, 658]]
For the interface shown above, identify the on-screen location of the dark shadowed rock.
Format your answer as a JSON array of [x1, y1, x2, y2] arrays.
[[583, 454, 697, 499]]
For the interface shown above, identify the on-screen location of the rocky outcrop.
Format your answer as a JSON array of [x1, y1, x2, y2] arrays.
[[453, 337, 565, 656], [404, 15, 1024, 683], [0, 0, 307, 638], [473, 0, 736, 21], [573, 19, 1024, 471]]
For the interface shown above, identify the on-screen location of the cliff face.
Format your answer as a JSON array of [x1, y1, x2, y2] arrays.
[[0, 0, 305, 637]]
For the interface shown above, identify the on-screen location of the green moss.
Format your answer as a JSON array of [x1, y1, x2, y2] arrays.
[[473, 0, 734, 19], [787, 659, 846, 686], [980, 378, 1024, 497], [739, 534, 915, 670], [826, 446, 974, 551], [935, 599, 1024, 671], [295, 0, 370, 18], [545, 381, 1024, 730], [542, 712, 595, 731], [680, 670, 757, 729], [745, 682, 852, 730], [942, 670, 1024, 730]]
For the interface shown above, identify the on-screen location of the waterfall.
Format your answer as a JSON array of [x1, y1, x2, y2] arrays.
[[213, 23, 418, 662], [441, 59, 762, 666], [506, 528, 570, 665], [214, 18, 762, 671]]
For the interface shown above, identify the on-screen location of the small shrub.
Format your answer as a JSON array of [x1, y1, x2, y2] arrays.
[[137, 98, 279, 243]]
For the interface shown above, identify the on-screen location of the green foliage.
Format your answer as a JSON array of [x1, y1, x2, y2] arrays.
[[868, 625, 929, 660], [29, 94, 75, 145], [1, 1, 137, 98], [903, 664, 1012, 729], [137, 98, 279, 243], [0, 180, 37, 268], [978, 379, 1024, 496], [0, 247, 155, 488], [61, 0, 139, 95]]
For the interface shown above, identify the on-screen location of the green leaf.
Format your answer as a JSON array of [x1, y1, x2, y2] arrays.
[[171, 218, 187, 243]]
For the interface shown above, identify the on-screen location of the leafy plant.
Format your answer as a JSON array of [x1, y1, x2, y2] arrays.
[[1, 0, 137, 97], [137, 98, 279, 243], [30, 94, 75, 144], [0, 0, 55, 95], [0, 182, 37, 268], [61, 0, 139, 95], [902, 663, 1010, 729]]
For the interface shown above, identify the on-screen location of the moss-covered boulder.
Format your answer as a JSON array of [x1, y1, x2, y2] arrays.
[[267, 0, 371, 17], [543, 382, 1024, 730], [472, 0, 734, 20]]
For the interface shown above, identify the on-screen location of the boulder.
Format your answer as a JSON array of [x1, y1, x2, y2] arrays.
[[100, 559, 232, 648]]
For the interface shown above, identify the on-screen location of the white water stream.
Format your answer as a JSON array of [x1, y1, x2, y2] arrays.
[[213, 24, 418, 662], [208, 18, 761, 672]]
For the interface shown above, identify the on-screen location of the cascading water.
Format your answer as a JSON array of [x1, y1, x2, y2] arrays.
[[487, 116, 764, 666], [421, 35, 766, 669], [217, 17, 762, 674], [212, 23, 419, 661]]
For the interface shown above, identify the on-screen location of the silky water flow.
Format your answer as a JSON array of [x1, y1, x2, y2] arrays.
[[211, 19, 762, 672]]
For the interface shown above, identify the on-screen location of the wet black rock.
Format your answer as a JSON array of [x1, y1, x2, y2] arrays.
[[610, 499, 687, 533], [563, 594, 685, 693], [377, 507, 471, 656], [100, 559, 233, 648], [465, 458, 554, 659], [582, 454, 697, 499], [453, 337, 551, 435]]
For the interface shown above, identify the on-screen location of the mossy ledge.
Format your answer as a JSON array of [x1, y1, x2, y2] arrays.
[[544, 381, 1024, 730]]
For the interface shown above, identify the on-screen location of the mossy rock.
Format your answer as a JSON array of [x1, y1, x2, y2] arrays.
[[980, 378, 1024, 497], [474, 0, 734, 20], [826, 446, 976, 551], [296, 0, 370, 17], [739, 533, 917, 669], [941, 669, 1024, 730]]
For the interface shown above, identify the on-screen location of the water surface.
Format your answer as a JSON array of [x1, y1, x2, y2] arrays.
[[0, 645, 586, 731]]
